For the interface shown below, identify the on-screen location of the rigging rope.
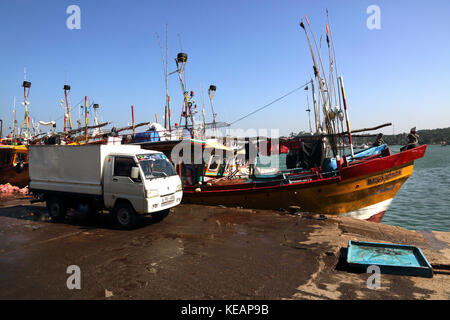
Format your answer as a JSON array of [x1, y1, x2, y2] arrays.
[[230, 82, 310, 126]]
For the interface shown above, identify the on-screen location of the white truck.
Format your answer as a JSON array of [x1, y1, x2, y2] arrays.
[[29, 144, 183, 228]]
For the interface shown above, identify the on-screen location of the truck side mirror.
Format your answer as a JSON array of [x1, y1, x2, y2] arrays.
[[131, 167, 140, 180]]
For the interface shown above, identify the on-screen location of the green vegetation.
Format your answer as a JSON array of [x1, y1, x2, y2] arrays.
[[287, 127, 450, 145]]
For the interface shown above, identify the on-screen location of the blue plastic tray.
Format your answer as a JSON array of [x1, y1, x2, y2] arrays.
[[347, 240, 433, 278]]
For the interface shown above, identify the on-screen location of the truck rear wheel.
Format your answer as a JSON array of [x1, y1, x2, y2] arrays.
[[113, 202, 136, 229], [46, 197, 67, 222]]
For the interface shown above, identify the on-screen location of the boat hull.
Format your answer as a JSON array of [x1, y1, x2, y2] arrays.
[[0, 164, 29, 188], [182, 145, 427, 222]]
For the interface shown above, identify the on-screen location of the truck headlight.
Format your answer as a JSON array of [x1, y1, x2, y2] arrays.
[[176, 184, 182, 192], [146, 190, 159, 198]]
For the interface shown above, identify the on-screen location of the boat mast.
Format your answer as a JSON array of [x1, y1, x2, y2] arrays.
[[199, 83, 206, 137], [131, 105, 135, 135], [84, 96, 88, 143], [304, 16, 334, 121], [338, 76, 354, 157], [305, 85, 313, 134], [21, 69, 31, 142], [310, 78, 320, 134], [12, 96, 17, 142], [63, 84, 72, 131], [175, 52, 194, 136], [208, 85, 217, 136], [300, 19, 337, 155]]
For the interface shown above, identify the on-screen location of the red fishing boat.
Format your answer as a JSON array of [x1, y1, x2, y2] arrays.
[[138, 14, 427, 222]]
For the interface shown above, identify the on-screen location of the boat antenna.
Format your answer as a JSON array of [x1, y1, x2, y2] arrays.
[[156, 26, 170, 129], [166, 24, 170, 132], [177, 33, 183, 52]]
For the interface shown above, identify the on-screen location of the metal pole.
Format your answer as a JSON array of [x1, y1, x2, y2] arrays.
[[85, 96, 88, 143], [131, 105, 135, 135], [338, 76, 354, 157]]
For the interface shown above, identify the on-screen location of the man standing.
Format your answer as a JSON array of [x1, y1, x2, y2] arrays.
[[401, 127, 419, 151], [372, 133, 385, 147]]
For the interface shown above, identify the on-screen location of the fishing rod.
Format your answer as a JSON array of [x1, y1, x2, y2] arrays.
[[304, 16, 333, 119], [310, 77, 320, 134], [300, 19, 337, 156], [326, 9, 345, 154]]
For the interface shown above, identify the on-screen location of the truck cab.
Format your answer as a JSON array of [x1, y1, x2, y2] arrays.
[[103, 151, 182, 227]]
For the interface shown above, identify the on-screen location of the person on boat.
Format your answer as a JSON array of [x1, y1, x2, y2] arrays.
[[401, 127, 419, 151], [372, 133, 384, 147]]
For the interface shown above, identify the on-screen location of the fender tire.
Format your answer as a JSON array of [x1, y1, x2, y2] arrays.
[[46, 196, 67, 222], [112, 202, 136, 229]]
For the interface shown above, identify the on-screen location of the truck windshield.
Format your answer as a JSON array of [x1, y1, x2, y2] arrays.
[[137, 153, 177, 179]]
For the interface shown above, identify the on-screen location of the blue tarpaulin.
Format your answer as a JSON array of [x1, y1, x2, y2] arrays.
[[133, 131, 160, 143], [322, 144, 388, 172]]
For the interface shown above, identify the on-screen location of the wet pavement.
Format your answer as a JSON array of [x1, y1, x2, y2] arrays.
[[0, 195, 449, 299]]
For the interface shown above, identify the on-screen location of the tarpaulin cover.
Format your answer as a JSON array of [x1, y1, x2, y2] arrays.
[[133, 131, 160, 143], [285, 137, 324, 170]]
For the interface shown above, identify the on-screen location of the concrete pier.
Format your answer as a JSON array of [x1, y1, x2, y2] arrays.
[[0, 195, 449, 299]]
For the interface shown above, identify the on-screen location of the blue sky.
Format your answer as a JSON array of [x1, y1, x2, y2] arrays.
[[1, 0, 449, 137]]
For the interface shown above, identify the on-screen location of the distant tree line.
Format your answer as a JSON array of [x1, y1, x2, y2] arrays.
[[285, 127, 450, 145]]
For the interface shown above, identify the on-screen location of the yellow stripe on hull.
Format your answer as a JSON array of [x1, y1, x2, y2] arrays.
[[184, 164, 415, 217], [282, 164, 414, 215]]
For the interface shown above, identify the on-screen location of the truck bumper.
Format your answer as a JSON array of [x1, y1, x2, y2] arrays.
[[142, 191, 183, 214]]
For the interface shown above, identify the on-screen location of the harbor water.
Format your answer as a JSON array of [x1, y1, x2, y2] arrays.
[[257, 144, 450, 232], [383, 145, 450, 232]]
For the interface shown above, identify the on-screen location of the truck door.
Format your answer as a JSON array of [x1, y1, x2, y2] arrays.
[[104, 156, 145, 213]]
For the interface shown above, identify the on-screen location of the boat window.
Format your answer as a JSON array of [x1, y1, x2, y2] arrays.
[[137, 153, 177, 179], [113, 157, 136, 177], [16, 153, 27, 163], [205, 155, 222, 176]]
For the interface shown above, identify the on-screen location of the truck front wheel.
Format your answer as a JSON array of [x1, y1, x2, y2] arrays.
[[46, 197, 67, 222], [113, 202, 136, 229]]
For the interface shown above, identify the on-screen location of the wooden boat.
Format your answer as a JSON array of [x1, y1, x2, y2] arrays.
[[181, 144, 426, 222], [0, 144, 29, 188], [131, 17, 427, 222]]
